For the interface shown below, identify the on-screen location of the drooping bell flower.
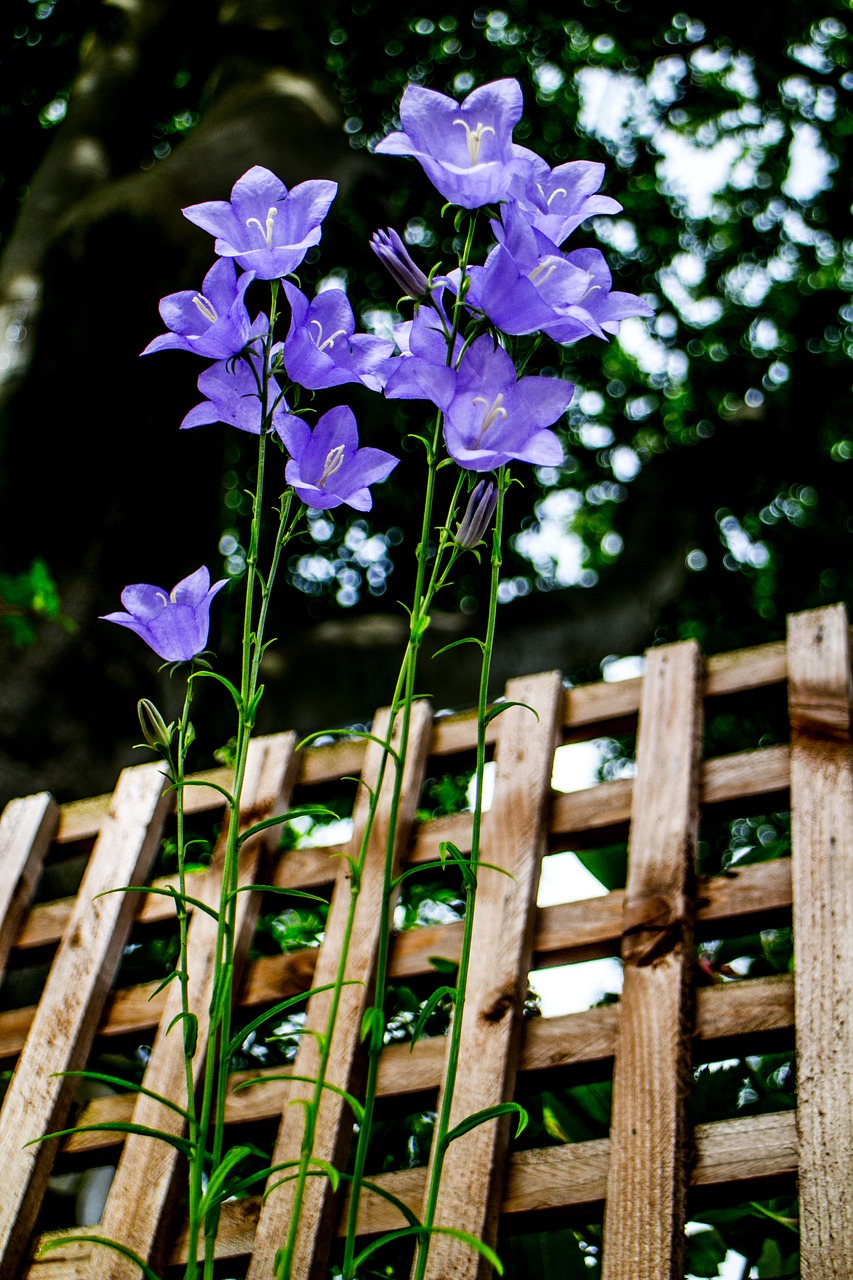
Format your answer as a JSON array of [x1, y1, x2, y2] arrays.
[[370, 228, 431, 299], [182, 166, 337, 279], [281, 282, 393, 393], [141, 258, 257, 360], [374, 79, 534, 210], [280, 405, 398, 511], [181, 342, 290, 435], [101, 567, 226, 662]]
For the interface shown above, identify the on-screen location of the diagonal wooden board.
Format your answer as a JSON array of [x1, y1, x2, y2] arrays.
[[0, 792, 58, 984]]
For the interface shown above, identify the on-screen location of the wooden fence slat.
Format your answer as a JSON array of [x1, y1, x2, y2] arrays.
[[89, 732, 296, 1280], [0, 763, 168, 1279], [419, 672, 564, 1280], [787, 604, 853, 1279], [0, 792, 57, 982], [246, 701, 433, 1280], [602, 641, 704, 1280]]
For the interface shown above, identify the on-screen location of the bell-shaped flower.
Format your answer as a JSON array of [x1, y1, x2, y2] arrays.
[[370, 228, 431, 299], [509, 155, 622, 246], [101, 566, 226, 662], [281, 282, 393, 393], [182, 166, 337, 279], [181, 341, 291, 435], [141, 259, 257, 360], [280, 405, 398, 511], [381, 294, 463, 400], [374, 79, 535, 210]]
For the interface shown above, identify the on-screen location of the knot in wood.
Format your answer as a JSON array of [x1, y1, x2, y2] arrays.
[[622, 892, 690, 967], [481, 984, 517, 1023]]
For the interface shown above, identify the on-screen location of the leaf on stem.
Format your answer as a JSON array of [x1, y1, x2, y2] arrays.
[[360, 1005, 386, 1054], [37, 1234, 164, 1280], [166, 1010, 199, 1059], [234, 1074, 365, 1124], [95, 884, 223, 926], [431, 637, 486, 660], [483, 700, 539, 728], [188, 668, 243, 712], [235, 805, 340, 848], [223, 981, 361, 1060], [201, 1145, 254, 1217], [51, 1071, 191, 1122], [25, 1122, 194, 1159], [443, 1101, 528, 1150], [409, 985, 456, 1052], [296, 727, 400, 766]]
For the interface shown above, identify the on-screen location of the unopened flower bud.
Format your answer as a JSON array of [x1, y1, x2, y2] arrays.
[[455, 479, 498, 549], [137, 698, 174, 752], [370, 228, 430, 299]]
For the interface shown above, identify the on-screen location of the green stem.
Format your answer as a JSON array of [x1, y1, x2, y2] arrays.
[[411, 468, 507, 1280]]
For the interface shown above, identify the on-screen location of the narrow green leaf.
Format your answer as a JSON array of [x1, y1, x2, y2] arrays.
[[148, 968, 181, 1000], [353, 1227, 422, 1271], [234, 1073, 365, 1124], [223, 981, 360, 1060], [443, 1101, 528, 1149], [409, 985, 456, 1051], [428, 1226, 504, 1274], [236, 805, 339, 848], [188, 668, 243, 712], [483, 700, 539, 727], [94, 884, 222, 925], [439, 841, 476, 889], [201, 1145, 253, 1216], [225, 884, 328, 906], [360, 1005, 386, 1054], [25, 1122, 194, 1160], [51, 1071, 190, 1122], [296, 727, 399, 765], [329, 849, 361, 891], [37, 1234, 163, 1280], [432, 636, 486, 659], [172, 778, 236, 808]]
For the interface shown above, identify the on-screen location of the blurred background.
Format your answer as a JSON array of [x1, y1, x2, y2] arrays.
[[0, 0, 848, 805]]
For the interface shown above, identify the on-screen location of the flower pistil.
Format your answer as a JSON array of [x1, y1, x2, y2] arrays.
[[245, 206, 277, 246], [453, 119, 495, 166], [472, 393, 507, 444]]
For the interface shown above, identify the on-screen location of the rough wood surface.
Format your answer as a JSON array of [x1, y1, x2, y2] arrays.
[[787, 605, 853, 1279], [419, 672, 563, 1280], [0, 763, 168, 1279], [89, 733, 296, 1280], [603, 642, 704, 1280], [27, 1109, 798, 1277], [0, 792, 57, 982], [246, 701, 433, 1280]]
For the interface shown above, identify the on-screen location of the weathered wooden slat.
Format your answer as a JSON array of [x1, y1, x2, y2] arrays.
[[0, 763, 169, 1279], [419, 672, 563, 1280], [787, 605, 853, 1279], [90, 733, 297, 1280], [247, 701, 434, 1280], [603, 642, 704, 1280], [0, 792, 58, 981], [28, 1109, 798, 1276]]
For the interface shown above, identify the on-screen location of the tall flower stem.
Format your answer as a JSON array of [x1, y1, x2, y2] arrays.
[[411, 467, 507, 1280]]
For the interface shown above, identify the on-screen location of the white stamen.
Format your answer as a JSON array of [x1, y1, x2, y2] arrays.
[[310, 320, 348, 352], [245, 205, 278, 246], [453, 118, 496, 166], [319, 444, 346, 485], [529, 256, 560, 289], [472, 393, 507, 444], [159, 591, 172, 606], [547, 187, 568, 205], [192, 294, 218, 324]]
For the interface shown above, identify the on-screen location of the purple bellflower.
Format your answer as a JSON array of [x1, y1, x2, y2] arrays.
[[281, 283, 393, 393], [182, 341, 291, 435], [101, 566, 226, 662], [375, 79, 532, 210], [370, 229, 431, 299], [509, 156, 622, 246], [387, 334, 571, 471], [182, 166, 337, 280], [280, 405, 398, 511], [381, 294, 464, 399], [141, 258, 258, 361]]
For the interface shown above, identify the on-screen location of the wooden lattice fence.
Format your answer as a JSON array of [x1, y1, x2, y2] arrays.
[[0, 602, 851, 1278]]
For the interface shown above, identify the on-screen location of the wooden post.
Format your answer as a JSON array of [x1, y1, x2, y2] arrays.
[[0, 792, 58, 983], [0, 763, 168, 1278], [419, 671, 563, 1280], [787, 604, 853, 1278], [89, 732, 297, 1280], [247, 701, 433, 1280], [602, 641, 703, 1280]]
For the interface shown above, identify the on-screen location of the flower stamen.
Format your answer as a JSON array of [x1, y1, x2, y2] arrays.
[[546, 186, 568, 205], [245, 206, 278, 246], [319, 444, 346, 485], [192, 294, 219, 324], [472, 393, 508, 445], [453, 119, 496, 166], [310, 320, 348, 352]]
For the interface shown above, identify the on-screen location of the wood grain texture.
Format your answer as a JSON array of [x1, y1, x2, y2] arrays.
[[246, 701, 433, 1280], [420, 672, 564, 1280], [603, 642, 704, 1280], [0, 792, 57, 982], [89, 733, 296, 1280], [787, 605, 853, 1279], [26, 1109, 799, 1277], [0, 763, 168, 1279]]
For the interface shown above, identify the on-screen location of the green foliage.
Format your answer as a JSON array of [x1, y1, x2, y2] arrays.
[[0, 558, 71, 647]]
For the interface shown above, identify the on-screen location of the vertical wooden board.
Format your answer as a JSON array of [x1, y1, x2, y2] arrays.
[[0, 763, 168, 1278], [247, 700, 433, 1280], [420, 671, 563, 1280], [89, 732, 297, 1280], [602, 642, 703, 1280], [787, 605, 853, 1279], [0, 792, 58, 981]]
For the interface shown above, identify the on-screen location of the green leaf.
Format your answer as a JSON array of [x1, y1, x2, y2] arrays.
[[25, 1122, 194, 1159], [409, 985, 456, 1051], [225, 884, 328, 906], [360, 1005, 386, 1054], [439, 840, 476, 890], [148, 969, 181, 1000], [172, 777, 236, 808], [432, 636, 486, 659], [443, 1101, 528, 1149], [94, 884, 222, 926], [201, 1145, 254, 1216], [483, 700, 539, 727], [210, 962, 234, 1024], [329, 849, 361, 891], [223, 981, 361, 1060], [165, 1010, 198, 1059], [296, 727, 399, 765], [188, 668, 243, 712], [37, 1234, 163, 1279], [428, 955, 458, 975], [236, 805, 340, 848], [234, 1073, 365, 1125], [51, 1071, 190, 1123]]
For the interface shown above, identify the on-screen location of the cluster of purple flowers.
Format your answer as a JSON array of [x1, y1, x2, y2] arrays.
[[106, 76, 651, 660]]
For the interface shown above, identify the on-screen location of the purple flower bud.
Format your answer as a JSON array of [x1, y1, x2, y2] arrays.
[[370, 229, 430, 299], [455, 479, 498, 548]]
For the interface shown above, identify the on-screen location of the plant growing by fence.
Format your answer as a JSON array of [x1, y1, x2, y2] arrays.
[[28, 74, 650, 1279]]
